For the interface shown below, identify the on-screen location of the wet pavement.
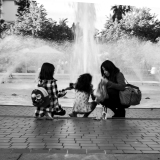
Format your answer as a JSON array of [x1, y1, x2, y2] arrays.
[[0, 106, 160, 158]]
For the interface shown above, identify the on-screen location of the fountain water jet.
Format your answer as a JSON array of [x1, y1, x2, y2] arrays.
[[70, 2, 100, 84]]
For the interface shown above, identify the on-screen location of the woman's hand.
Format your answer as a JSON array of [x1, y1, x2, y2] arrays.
[[102, 77, 108, 84]]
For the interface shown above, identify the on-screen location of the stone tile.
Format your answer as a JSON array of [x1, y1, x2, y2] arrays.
[[45, 143, 63, 146], [63, 144, 80, 147], [0, 143, 11, 145], [11, 149, 30, 153], [30, 149, 49, 153], [123, 150, 142, 153], [99, 147, 117, 150], [141, 151, 160, 153], [0, 145, 11, 148], [76, 141, 92, 144], [87, 149, 105, 154], [46, 146, 64, 149], [109, 150, 124, 153], [0, 153, 21, 160], [0, 149, 12, 153], [63, 146, 81, 149], [80, 144, 97, 147], [28, 146, 46, 149], [97, 144, 114, 147], [81, 146, 99, 149], [49, 149, 67, 153], [135, 147, 153, 151], [10, 146, 28, 149], [68, 149, 86, 154]]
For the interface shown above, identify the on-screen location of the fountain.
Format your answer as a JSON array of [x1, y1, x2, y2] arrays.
[[0, 2, 160, 108], [69, 2, 100, 84], [1, 2, 159, 84]]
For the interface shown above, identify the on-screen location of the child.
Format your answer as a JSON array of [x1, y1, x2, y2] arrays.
[[34, 62, 66, 119], [69, 73, 97, 118]]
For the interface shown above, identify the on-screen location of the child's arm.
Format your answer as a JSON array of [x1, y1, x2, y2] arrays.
[[58, 83, 76, 98], [62, 83, 76, 91]]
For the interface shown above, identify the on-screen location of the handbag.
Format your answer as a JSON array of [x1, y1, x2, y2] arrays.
[[95, 79, 109, 103], [119, 83, 142, 106]]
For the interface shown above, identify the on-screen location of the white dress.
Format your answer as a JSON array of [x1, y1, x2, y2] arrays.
[[72, 90, 92, 113]]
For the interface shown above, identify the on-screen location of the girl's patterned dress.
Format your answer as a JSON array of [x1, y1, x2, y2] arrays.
[[35, 78, 62, 117], [72, 90, 93, 113]]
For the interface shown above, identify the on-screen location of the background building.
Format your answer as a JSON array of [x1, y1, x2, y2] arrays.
[[0, 0, 18, 22]]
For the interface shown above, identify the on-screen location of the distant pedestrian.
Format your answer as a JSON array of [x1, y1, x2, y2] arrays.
[[69, 73, 97, 117]]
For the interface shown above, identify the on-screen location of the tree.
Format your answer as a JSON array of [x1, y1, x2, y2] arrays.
[[36, 18, 73, 42], [0, 20, 14, 38], [121, 7, 160, 42], [111, 5, 133, 22], [13, 0, 74, 42], [101, 7, 160, 43], [14, 1, 48, 36], [0, 20, 6, 38], [15, 0, 30, 16]]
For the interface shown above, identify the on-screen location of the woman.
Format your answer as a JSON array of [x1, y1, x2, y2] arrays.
[[100, 60, 130, 118]]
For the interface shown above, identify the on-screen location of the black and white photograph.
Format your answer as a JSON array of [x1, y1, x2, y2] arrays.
[[0, 0, 160, 159]]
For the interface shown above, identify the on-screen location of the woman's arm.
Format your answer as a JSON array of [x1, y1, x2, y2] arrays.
[[106, 72, 126, 91]]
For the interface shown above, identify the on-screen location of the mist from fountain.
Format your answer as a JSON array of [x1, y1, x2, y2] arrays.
[[0, 35, 70, 83], [0, 2, 160, 85]]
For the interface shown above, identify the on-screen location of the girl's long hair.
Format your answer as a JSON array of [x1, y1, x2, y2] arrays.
[[101, 60, 120, 82], [75, 73, 92, 94], [39, 62, 55, 80]]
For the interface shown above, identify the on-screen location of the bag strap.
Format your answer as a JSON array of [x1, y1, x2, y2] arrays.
[[124, 78, 129, 84], [124, 78, 139, 90]]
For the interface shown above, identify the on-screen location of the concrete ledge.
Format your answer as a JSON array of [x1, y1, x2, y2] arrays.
[[0, 105, 160, 119]]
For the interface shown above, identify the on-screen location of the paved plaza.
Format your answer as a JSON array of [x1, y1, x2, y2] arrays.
[[0, 105, 160, 160]]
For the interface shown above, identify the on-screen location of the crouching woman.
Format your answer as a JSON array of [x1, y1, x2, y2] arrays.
[[100, 60, 130, 118]]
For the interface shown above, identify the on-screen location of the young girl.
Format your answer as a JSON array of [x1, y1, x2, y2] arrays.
[[34, 62, 66, 119], [69, 73, 97, 117]]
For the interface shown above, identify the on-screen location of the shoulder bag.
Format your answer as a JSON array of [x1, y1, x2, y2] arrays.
[[119, 82, 142, 106]]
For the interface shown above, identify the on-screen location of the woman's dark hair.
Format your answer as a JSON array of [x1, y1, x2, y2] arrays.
[[75, 73, 92, 94], [39, 62, 55, 80], [101, 60, 120, 82]]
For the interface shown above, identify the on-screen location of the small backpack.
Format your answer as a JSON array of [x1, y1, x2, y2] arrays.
[[31, 87, 50, 108]]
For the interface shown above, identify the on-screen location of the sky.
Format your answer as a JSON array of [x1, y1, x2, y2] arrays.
[[36, 0, 160, 30]]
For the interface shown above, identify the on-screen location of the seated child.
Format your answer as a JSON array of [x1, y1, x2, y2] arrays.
[[69, 73, 97, 118], [33, 62, 66, 120]]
